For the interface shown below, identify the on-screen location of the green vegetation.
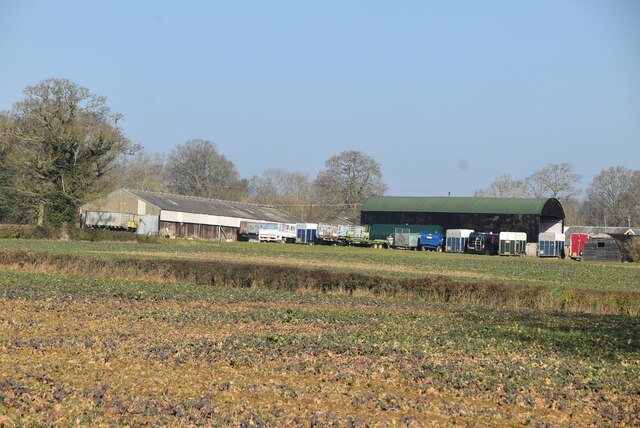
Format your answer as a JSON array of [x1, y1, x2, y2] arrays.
[[1, 269, 638, 426], [0, 238, 638, 293]]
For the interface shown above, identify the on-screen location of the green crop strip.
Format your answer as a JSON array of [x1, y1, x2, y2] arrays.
[[0, 238, 638, 292]]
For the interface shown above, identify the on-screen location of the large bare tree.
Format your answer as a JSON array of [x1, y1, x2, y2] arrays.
[[525, 163, 581, 200], [116, 150, 169, 192], [249, 169, 314, 219], [314, 150, 387, 224], [474, 175, 526, 198], [2, 78, 136, 225], [167, 139, 246, 200], [583, 166, 640, 226]]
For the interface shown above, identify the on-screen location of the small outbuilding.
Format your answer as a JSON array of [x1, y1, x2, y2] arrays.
[[581, 233, 637, 263]]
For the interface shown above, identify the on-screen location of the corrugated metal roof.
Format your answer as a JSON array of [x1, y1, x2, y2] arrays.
[[564, 226, 631, 236], [124, 189, 302, 224], [563, 226, 633, 245], [361, 196, 552, 215]]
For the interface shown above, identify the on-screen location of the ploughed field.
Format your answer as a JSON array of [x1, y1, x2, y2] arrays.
[[1, 239, 639, 425]]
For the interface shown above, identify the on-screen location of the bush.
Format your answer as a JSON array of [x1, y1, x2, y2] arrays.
[[624, 238, 640, 263], [0, 225, 58, 239], [0, 224, 164, 243]]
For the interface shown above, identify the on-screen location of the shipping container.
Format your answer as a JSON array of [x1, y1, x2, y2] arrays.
[[498, 232, 527, 256], [445, 229, 474, 253], [538, 232, 565, 258], [570, 233, 590, 260]]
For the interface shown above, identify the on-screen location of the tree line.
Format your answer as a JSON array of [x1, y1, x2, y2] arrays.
[[1, 78, 637, 228], [473, 164, 640, 227], [0, 79, 387, 226]]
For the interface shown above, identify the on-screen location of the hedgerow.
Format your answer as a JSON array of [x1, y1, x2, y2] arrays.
[[1, 249, 638, 315]]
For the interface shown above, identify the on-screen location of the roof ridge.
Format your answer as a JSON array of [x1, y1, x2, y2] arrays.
[[124, 188, 277, 209]]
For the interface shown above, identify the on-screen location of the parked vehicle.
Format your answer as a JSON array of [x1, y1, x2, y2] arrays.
[[368, 224, 444, 241], [313, 223, 371, 245], [343, 225, 369, 245], [467, 232, 500, 255], [538, 232, 565, 258], [499, 232, 527, 256], [296, 223, 318, 244], [239, 221, 296, 243], [390, 229, 446, 251], [259, 223, 297, 243], [570, 233, 590, 260], [238, 221, 272, 241], [445, 229, 474, 253], [316, 223, 342, 244]]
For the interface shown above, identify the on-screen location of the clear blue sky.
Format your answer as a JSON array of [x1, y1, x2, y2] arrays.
[[1, 0, 639, 197]]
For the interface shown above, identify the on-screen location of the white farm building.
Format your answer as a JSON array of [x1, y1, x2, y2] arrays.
[[79, 189, 302, 241]]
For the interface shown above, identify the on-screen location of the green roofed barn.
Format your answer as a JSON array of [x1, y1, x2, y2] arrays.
[[361, 196, 564, 243]]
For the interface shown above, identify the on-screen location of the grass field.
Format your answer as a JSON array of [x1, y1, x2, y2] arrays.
[[1, 238, 639, 425], [0, 238, 638, 292]]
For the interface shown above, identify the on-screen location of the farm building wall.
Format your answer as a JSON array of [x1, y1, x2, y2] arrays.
[[80, 189, 161, 217], [159, 221, 237, 241], [360, 211, 546, 242]]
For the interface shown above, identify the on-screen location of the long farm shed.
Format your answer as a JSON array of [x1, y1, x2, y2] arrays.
[[361, 196, 565, 242], [80, 189, 301, 241]]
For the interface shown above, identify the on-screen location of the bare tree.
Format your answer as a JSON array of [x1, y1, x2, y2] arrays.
[[525, 163, 581, 200], [167, 139, 243, 200], [473, 175, 526, 198], [315, 150, 387, 224], [584, 166, 640, 226], [249, 169, 287, 205], [2, 78, 136, 225], [249, 169, 314, 219], [117, 150, 169, 192]]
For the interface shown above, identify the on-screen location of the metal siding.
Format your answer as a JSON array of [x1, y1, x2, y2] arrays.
[[85, 211, 132, 228], [80, 189, 161, 216], [159, 221, 237, 241], [160, 210, 242, 228]]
